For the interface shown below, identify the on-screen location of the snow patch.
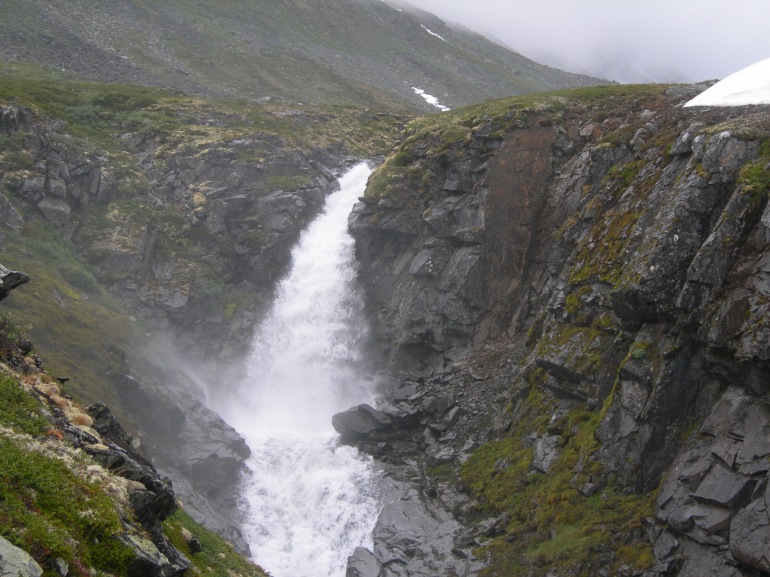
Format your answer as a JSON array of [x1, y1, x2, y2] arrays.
[[685, 57, 770, 107], [421, 24, 447, 42], [412, 87, 450, 112]]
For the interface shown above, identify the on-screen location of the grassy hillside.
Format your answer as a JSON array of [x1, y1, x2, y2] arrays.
[[0, 311, 268, 576], [0, 0, 603, 111]]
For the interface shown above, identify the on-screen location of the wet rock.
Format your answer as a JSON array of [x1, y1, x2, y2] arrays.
[[729, 498, 770, 572], [332, 404, 392, 441], [370, 477, 483, 577], [692, 463, 753, 508], [346, 547, 382, 577]]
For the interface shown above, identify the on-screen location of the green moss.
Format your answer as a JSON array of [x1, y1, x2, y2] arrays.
[[564, 285, 593, 316], [164, 509, 268, 577], [392, 150, 412, 167], [607, 160, 645, 190], [536, 323, 608, 378], [0, 373, 48, 436], [737, 140, 770, 200], [569, 209, 644, 285], [264, 174, 312, 192], [365, 160, 402, 199], [223, 302, 238, 322], [0, 436, 134, 575], [0, 309, 31, 356], [461, 392, 655, 577]]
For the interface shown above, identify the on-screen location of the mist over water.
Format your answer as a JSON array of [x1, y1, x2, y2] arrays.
[[212, 163, 380, 577]]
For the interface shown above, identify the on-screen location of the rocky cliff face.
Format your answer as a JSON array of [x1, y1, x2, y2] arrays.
[[0, 93, 402, 552], [340, 86, 770, 576]]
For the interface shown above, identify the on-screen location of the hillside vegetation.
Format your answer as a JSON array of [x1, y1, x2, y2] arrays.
[[0, 310, 268, 576], [0, 0, 603, 111]]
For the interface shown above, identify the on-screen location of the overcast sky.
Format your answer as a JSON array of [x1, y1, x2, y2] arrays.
[[402, 0, 770, 84]]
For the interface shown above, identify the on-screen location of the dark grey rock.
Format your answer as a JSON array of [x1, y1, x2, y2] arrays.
[[730, 498, 770, 572], [652, 530, 678, 561], [677, 537, 743, 577], [333, 404, 392, 441], [346, 547, 382, 577], [692, 463, 752, 508], [370, 476, 483, 577], [700, 131, 759, 183], [688, 502, 733, 534], [37, 196, 71, 226], [19, 177, 45, 203]]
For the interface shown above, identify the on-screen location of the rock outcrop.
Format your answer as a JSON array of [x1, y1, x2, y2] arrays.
[[0, 264, 29, 301], [342, 86, 770, 575], [0, 535, 43, 577], [0, 104, 355, 359], [0, 271, 186, 576]]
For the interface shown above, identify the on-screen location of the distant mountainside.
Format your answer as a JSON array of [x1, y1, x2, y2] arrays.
[[0, 0, 604, 111]]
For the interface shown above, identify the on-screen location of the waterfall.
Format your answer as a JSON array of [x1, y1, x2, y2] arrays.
[[213, 163, 379, 577]]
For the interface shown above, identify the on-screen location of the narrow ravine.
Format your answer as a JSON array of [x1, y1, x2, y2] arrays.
[[209, 163, 380, 577]]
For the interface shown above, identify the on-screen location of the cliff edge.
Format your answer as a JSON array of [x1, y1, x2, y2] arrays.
[[339, 85, 770, 576]]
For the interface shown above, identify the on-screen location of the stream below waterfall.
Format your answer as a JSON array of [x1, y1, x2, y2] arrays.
[[208, 163, 380, 577]]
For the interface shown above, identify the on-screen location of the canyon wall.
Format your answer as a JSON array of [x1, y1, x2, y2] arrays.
[[341, 86, 770, 577]]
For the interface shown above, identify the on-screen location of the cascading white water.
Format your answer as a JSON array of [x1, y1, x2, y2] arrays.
[[213, 163, 379, 577]]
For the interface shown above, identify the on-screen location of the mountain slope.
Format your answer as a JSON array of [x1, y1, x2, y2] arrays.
[[0, 0, 604, 111]]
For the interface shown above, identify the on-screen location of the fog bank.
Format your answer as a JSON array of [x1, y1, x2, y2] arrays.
[[402, 0, 770, 83]]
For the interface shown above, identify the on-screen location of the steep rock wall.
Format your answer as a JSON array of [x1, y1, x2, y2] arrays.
[[346, 87, 770, 576]]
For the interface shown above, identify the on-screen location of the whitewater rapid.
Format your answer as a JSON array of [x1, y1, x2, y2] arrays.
[[211, 163, 379, 577]]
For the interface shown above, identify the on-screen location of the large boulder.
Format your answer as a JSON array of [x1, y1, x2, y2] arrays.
[[0, 536, 43, 577], [332, 404, 392, 441], [0, 264, 30, 301]]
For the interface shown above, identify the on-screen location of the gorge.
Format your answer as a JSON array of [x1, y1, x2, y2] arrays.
[[1, 3, 770, 576], [209, 163, 380, 577], [2, 76, 770, 577]]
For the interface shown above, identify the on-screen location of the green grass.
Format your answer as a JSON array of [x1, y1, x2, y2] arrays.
[[0, 420, 134, 575], [0, 372, 47, 436], [0, 315, 136, 575], [0, 305, 262, 576], [0, 223, 140, 422], [0, 60, 405, 158], [460, 386, 654, 577], [164, 510, 269, 577]]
